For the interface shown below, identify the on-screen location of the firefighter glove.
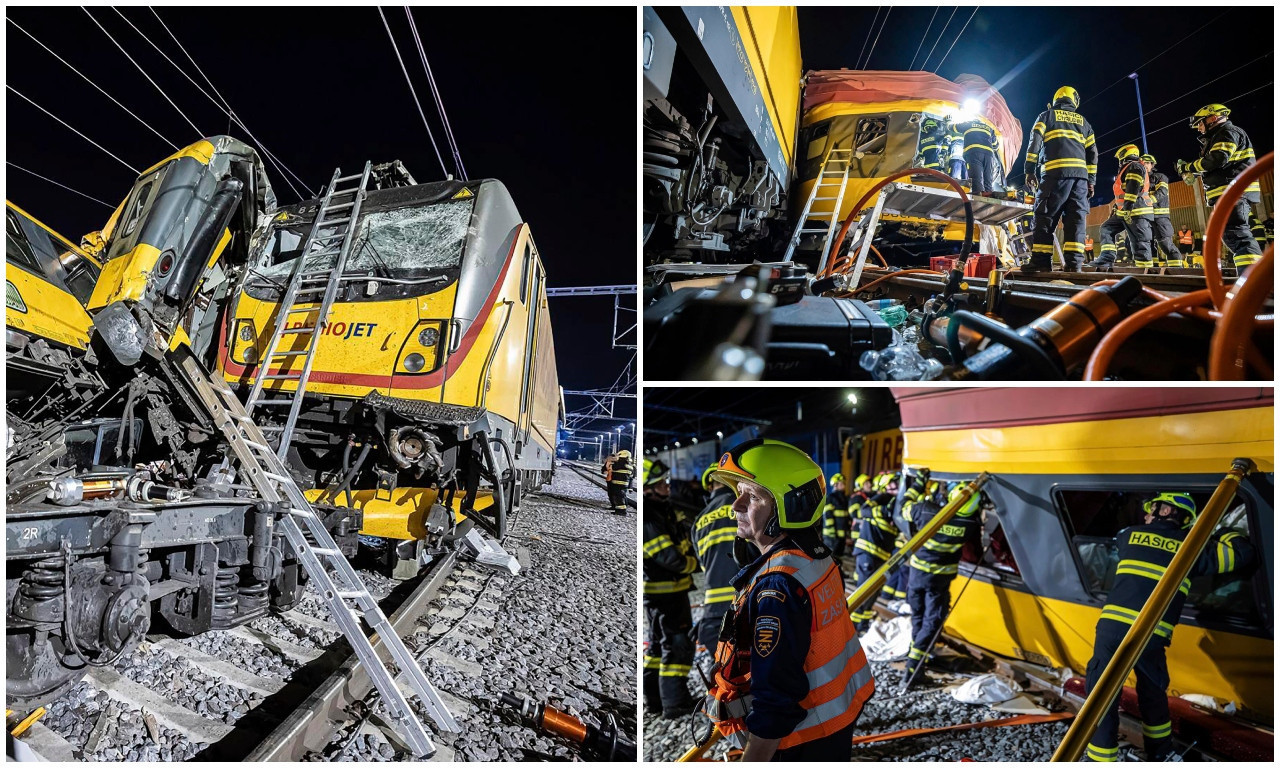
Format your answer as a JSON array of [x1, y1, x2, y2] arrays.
[[1088, 183, 1095, 198], [1174, 159, 1189, 176]]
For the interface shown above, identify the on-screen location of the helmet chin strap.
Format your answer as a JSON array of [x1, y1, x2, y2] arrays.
[[763, 513, 782, 538]]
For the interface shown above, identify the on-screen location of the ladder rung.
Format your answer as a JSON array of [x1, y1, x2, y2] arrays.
[[319, 216, 350, 226], [335, 173, 363, 183], [270, 349, 311, 357], [336, 590, 364, 600], [264, 471, 292, 483], [262, 373, 301, 380], [280, 326, 316, 334], [310, 548, 341, 557], [288, 507, 316, 518], [285, 305, 316, 313], [253, 398, 295, 406], [324, 202, 355, 211], [814, 196, 840, 201], [244, 439, 271, 453]]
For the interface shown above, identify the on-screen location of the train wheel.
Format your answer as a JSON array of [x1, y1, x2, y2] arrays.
[[6, 629, 84, 711]]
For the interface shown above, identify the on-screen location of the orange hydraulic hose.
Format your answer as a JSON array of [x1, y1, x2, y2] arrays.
[[850, 712, 1074, 747], [1200, 152, 1273, 310], [1083, 289, 1214, 380], [823, 167, 973, 278], [1209, 245, 1274, 379], [854, 269, 945, 295]]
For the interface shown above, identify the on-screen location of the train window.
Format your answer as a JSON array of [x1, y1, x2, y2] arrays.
[[6, 209, 100, 304], [519, 242, 532, 304], [351, 199, 472, 273], [6, 209, 45, 275], [852, 117, 888, 156], [120, 178, 157, 239], [1054, 488, 1264, 630]]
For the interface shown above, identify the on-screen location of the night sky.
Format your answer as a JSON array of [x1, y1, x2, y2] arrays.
[[799, 6, 1274, 197], [6, 6, 636, 420]]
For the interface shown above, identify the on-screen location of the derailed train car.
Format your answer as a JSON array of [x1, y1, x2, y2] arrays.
[[894, 387, 1273, 720], [6, 138, 302, 706], [218, 175, 560, 574]]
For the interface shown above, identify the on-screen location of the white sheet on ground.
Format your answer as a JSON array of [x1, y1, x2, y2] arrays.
[[860, 615, 913, 661], [952, 672, 1023, 705]]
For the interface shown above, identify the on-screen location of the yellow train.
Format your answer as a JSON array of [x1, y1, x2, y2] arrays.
[[218, 172, 560, 570], [893, 387, 1273, 720]]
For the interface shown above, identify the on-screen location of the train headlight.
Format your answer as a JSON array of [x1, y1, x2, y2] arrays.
[[232, 320, 259, 365], [418, 326, 439, 347], [397, 320, 444, 374], [404, 353, 426, 372]]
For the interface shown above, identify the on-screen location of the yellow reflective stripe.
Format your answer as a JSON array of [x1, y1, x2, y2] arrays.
[[1115, 560, 1191, 595], [1229, 148, 1255, 161], [643, 535, 674, 557], [1101, 604, 1174, 638], [697, 528, 737, 557], [643, 655, 662, 669], [1130, 206, 1153, 215], [1154, 208, 1170, 215], [660, 663, 692, 677], [705, 586, 737, 604], [1063, 241, 1085, 253], [1234, 253, 1260, 267], [1087, 744, 1120, 762], [1084, 134, 1096, 147], [1025, 153, 1039, 162], [1100, 244, 1117, 252], [1209, 142, 1237, 153], [869, 516, 897, 535], [1032, 244, 1055, 254], [644, 576, 693, 594], [1154, 182, 1169, 191], [1206, 185, 1228, 198], [1143, 721, 1172, 739], [1044, 129, 1085, 143], [966, 144, 996, 152], [855, 539, 891, 560], [908, 646, 928, 660], [1086, 164, 1098, 173], [910, 554, 957, 575], [1124, 173, 1145, 183], [1044, 157, 1087, 170], [1245, 181, 1261, 193], [1033, 121, 1046, 134], [923, 539, 963, 553]]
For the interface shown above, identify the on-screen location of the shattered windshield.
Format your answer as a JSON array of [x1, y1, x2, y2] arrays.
[[255, 198, 473, 281]]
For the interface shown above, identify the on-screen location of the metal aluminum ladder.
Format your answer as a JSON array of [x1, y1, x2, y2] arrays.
[[782, 145, 853, 264], [178, 350, 458, 757], [245, 163, 372, 456]]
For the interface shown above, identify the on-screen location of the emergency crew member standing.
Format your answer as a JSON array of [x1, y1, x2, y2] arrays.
[[1084, 492, 1255, 762], [606, 450, 632, 514], [704, 440, 875, 762], [1088, 198, 1128, 269], [959, 111, 1000, 197], [1023, 86, 1098, 272], [904, 483, 982, 678], [821, 473, 852, 558], [1114, 144, 1156, 268], [849, 473, 902, 632], [946, 121, 967, 180], [1176, 104, 1262, 269], [1143, 154, 1180, 267], [918, 118, 949, 172], [1177, 225, 1194, 261], [641, 459, 698, 718], [692, 464, 738, 655]]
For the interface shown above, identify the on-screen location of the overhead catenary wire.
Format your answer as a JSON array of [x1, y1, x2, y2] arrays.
[[1099, 80, 1273, 157], [7, 162, 115, 209], [7, 85, 138, 173], [861, 6, 893, 70], [1093, 52, 1272, 142], [7, 18, 178, 151], [81, 7, 203, 140], [918, 6, 958, 71], [931, 7, 979, 74], [377, 6, 448, 179], [404, 7, 466, 180], [1081, 10, 1229, 107], [856, 7, 881, 72], [124, 7, 313, 201], [908, 7, 940, 71]]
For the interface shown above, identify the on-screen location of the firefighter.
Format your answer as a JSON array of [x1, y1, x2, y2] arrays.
[[917, 117, 949, 172], [905, 483, 982, 679], [1177, 225, 1195, 263], [821, 473, 852, 557], [945, 120, 967, 180], [958, 109, 1000, 197], [606, 450, 632, 514], [1249, 211, 1269, 250], [1022, 86, 1098, 273], [846, 473, 874, 558], [1084, 492, 1255, 762], [1176, 104, 1262, 269], [641, 458, 698, 718], [1114, 144, 1155, 268], [703, 439, 875, 761], [1141, 154, 1180, 267], [1085, 235, 1095, 261], [850, 472, 902, 632], [692, 463, 738, 656]]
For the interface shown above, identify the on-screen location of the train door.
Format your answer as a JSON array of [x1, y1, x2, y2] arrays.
[[516, 240, 544, 454]]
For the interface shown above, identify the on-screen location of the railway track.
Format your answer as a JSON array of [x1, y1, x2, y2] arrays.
[[16, 469, 635, 763]]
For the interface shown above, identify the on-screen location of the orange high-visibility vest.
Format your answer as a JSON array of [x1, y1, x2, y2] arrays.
[[1112, 160, 1150, 209], [1178, 228, 1193, 245], [707, 545, 875, 749]]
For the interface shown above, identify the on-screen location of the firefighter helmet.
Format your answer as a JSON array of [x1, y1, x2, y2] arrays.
[[1115, 144, 1141, 161], [830, 472, 846, 487], [709, 439, 826, 529], [1052, 86, 1080, 109], [1189, 104, 1230, 130], [855, 473, 871, 488], [617, 449, 631, 459], [1140, 153, 1156, 165], [948, 483, 981, 517], [1143, 492, 1197, 529], [701, 462, 719, 491], [643, 458, 670, 486]]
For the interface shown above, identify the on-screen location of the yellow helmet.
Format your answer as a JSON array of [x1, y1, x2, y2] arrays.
[[854, 473, 871, 488], [617, 449, 631, 459], [1144, 492, 1197, 529], [701, 462, 719, 492], [1189, 104, 1229, 129], [830, 472, 846, 486], [1052, 86, 1079, 109], [1140, 153, 1156, 165], [643, 458, 669, 486], [709, 439, 826, 529], [1115, 144, 1141, 162]]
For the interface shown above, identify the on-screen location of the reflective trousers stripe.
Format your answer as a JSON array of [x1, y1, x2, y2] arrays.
[[660, 663, 692, 677], [1087, 744, 1119, 762], [1143, 720, 1172, 739], [705, 586, 736, 604], [644, 577, 692, 594], [643, 655, 661, 669], [855, 539, 891, 560]]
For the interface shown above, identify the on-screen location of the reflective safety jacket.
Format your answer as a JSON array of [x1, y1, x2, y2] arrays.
[[909, 488, 981, 580], [608, 456, 632, 486], [1114, 159, 1153, 219], [919, 125, 949, 171], [705, 539, 875, 748], [1178, 228, 1194, 245], [959, 118, 999, 156], [1024, 107, 1098, 184], [1101, 519, 1254, 645], [643, 498, 698, 595], [692, 487, 739, 609], [855, 492, 899, 561], [1150, 171, 1171, 217], [821, 489, 851, 545], [1188, 119, 1260, 203], [846, 489, 872, 548]]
